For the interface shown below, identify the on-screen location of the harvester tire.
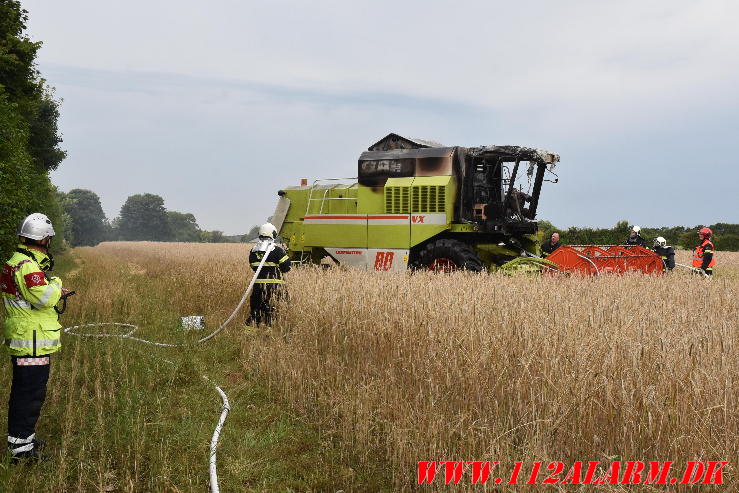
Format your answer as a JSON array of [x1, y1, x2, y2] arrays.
[[412, 239, 484, 272]]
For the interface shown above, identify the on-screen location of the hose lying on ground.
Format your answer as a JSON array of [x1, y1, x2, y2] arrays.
[[62, 243, 274, 493]]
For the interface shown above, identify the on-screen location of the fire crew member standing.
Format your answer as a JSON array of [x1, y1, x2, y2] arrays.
[[626, 225, 648, 248], [541, 232, 562, 257], [246, 223, 291, 327], [653, 237, 675, 271], [1, 214, 67, 462], [692, 227, 716, 276]]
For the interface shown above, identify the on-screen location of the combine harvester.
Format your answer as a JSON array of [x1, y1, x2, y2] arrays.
[[270, 133, 663, 275]]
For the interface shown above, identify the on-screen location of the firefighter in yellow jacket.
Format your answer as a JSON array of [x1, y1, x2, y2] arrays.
[[1, 213, 68, 462], [246, 223, 291, 327]]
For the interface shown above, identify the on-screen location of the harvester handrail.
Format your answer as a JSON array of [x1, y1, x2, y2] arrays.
[[304, 177, 358, 217]]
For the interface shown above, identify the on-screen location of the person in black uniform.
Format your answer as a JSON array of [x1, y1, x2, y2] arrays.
[[246, 223, 291, 327], [626, 225, 648, 248], [541, 232, 561, 257], [653, 237, 675, 271]]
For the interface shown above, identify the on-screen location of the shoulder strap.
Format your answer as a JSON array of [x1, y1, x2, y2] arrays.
[[16, 247, 37, 261], [16, 247, 53, 272]]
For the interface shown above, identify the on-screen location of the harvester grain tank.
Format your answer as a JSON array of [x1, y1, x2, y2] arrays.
[[271, 133, 560, 272]]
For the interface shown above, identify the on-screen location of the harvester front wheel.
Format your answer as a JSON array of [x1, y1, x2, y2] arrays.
[[412, 239, 484, 273]]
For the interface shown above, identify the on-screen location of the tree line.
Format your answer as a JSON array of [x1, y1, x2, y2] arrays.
[[64, 190, 739, 252], [61, 189, 259, 246], [0, 0, 67, 260], [539, 220, 739, 251]]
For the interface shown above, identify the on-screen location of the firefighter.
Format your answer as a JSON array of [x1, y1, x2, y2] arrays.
[[653, 237, 675, 271], [692, 227, 716, 276], [246, 223, 291, 327], [1, 213, 68, 462], [541, 232, 561, 257], [626, 225, 648, 248]]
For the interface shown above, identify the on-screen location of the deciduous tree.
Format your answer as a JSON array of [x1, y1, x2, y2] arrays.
[[118, 194, 171, 241], [63, 189, 108, 246]]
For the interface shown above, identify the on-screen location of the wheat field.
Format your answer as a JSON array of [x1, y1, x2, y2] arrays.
[[1, 242, 737, 491]]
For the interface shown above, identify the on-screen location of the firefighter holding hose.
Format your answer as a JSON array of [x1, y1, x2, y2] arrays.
[[246, 223, 291, 327], [653, 237, 675, 271], [693, 227, 716, 276], [1, 214, 69, 462]]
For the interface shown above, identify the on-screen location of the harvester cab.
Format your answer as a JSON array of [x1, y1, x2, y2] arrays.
[[273, 133, 560, 272], [457, 145, 558, 237]]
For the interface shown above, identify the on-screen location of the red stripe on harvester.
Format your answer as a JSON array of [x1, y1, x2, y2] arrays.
[[304, 215, 409, 220]]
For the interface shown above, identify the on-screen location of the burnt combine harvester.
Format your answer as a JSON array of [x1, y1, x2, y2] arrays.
[[273, 133, 560, 271], [272, 133, 664, 275]]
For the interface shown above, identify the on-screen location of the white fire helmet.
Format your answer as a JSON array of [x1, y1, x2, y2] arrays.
[[654, 237, 667, 248], [258, 223, 278, 239], [17, 213, 55, 241], [631, 225, 641, 234]]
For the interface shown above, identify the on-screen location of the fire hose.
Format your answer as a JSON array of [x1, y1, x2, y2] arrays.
[[675, 263, 709, 278], [61, 242, 275, 493]]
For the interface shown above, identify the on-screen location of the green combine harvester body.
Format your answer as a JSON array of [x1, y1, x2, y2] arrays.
[[273, 133, 560, 272]]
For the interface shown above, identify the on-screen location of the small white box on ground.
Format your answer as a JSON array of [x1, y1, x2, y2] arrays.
[[180, 315, 205, 330]]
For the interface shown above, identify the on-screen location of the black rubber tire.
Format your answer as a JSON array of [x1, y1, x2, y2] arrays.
[[411, 239, 485, 272]]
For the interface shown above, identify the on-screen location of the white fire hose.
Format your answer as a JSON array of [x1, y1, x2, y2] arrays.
[[675, 262, 709, 278], [62, 242, 275, 493]]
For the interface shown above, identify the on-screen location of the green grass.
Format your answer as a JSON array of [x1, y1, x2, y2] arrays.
[[0, 250, 391, 492]]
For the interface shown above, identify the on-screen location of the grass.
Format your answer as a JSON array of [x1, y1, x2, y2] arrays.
[[1, 242, 737, 491], [0, 244, 390, 492]]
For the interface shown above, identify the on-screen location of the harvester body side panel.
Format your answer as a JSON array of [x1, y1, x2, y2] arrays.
[[325, 247, 409, 271], [408, 176, 455, 247], [303, 183, 365, 248], [367, 177, 411, 249], [304, 214, 367, 248]]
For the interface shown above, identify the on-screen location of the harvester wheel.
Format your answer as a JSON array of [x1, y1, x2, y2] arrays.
[[412, 239, 484, 272]]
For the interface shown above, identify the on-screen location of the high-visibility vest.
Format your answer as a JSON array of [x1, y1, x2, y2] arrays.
[[692, 240, 716, 269], [1, 245, 63, 356]]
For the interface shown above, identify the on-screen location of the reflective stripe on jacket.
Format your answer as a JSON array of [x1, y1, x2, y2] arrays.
[[692, 240, 716, 270], [1, 245, 63, 356], [249, 244, 291, 284]]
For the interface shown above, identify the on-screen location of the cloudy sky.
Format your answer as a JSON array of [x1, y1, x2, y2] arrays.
[[23, 0, 739, 234]]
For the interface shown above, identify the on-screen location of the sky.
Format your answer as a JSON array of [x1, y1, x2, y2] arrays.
[[22, 0, 739, 234]]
